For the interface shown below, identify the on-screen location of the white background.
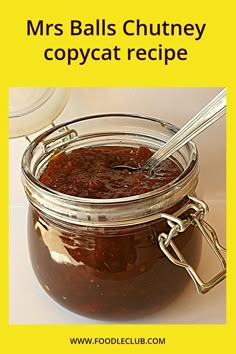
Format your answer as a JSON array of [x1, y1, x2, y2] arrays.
[[9, 87, 226, 324]]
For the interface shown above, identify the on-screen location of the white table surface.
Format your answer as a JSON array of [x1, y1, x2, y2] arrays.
[[9, 87, 226, 324]]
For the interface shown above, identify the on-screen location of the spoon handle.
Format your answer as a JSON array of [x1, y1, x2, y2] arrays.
[[146, 89, 226, 173]]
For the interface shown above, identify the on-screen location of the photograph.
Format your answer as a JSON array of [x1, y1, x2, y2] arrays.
[[9, 87, 226, 324]]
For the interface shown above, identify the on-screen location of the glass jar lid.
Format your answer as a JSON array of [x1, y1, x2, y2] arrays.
[[9, 87, 71, 138]]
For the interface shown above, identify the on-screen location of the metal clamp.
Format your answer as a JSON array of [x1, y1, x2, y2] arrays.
[[39, 126, 78, 153], [158, 196, 226, 294]]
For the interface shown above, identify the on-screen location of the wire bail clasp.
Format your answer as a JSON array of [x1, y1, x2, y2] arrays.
[[158, 196, 226, 294]]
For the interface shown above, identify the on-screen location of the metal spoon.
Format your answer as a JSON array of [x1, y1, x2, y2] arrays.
[[113, 89, 226, 174]]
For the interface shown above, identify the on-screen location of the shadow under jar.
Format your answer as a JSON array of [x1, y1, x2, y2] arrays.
[[21, 114, 225, 321]]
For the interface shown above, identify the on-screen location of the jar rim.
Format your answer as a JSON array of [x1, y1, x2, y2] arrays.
[[21, 113, 199, 226], [22, 113, 198, 203]]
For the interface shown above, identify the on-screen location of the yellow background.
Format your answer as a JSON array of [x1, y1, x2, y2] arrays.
[[0, 0, 234, 353]]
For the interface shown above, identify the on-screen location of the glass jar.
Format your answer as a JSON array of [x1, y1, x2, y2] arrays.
[[21, 114, 226, 320]]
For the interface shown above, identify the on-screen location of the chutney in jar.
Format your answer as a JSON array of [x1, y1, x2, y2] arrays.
[[39, 146, 182, 198], [27, 145, 202, 320]]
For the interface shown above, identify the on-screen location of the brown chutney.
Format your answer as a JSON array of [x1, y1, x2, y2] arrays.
[[27, 145, 202, 320]]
